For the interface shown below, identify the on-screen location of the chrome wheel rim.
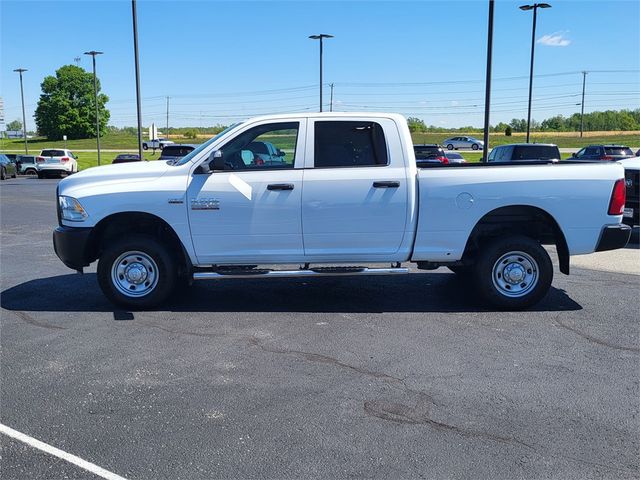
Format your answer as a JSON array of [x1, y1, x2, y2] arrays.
[[492, 251, 538, 298], [111, 251, 159, 298]]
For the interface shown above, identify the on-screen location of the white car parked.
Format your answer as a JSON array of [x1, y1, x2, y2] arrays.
[[442, 136, 484, 151], [37, 149, 78, 178]]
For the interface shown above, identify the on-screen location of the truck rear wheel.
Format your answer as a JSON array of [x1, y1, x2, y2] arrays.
[[97, 235, 177, 309], [474, 235, 552, 310]]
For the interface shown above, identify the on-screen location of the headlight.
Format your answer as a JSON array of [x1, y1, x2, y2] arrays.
[[58, 196, 88, 222]]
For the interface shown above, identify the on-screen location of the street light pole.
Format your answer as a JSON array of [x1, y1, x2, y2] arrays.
[[580, 70, 588, 138], [482, 0, 495, 163], [520, 3, 551, 143], [13, 68, 28, 154], [84, 51, 103, 165], [309, 34, 333, 112], [132, 0, 143, 161]]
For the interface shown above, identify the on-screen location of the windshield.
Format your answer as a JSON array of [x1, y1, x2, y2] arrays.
[[172, 123, 242, 166]]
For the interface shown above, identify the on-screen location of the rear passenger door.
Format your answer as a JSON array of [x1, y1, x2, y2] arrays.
[[301, 119, 409, 259]]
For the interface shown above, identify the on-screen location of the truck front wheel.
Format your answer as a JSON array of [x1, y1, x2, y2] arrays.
[[97, 235, 177, 309], [474, 235, 553, 310]]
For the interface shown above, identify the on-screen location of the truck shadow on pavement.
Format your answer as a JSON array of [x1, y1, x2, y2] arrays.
[[1, 272, 582, 313]]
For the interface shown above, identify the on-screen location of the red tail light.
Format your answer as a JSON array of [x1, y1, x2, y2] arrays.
[[601, 155, 614, 161], [60, 157, 70, 162], [436, 156, 449, 164], [36, 156, 45, 163], [608, 179, 626, 215]]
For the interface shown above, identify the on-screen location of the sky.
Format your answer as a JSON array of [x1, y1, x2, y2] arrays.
[[1, 0, 639, 131]]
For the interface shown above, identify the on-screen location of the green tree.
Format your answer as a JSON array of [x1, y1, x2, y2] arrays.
[[35, 65, 110, 140], [7, 119, 22, 131], [407, 117, 427, 133], [505, 125, 512, 136], [182, 129, 198, 139]]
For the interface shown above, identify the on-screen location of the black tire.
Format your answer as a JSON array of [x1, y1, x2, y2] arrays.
[[473, 235, 553, 310], [472, 144, 479, 151], [97, 235, 177, 309], [25, 168, 37, 176], [11, 171, 17, 178], [446, 144, 454, 150], [0, 167, 5, 180]]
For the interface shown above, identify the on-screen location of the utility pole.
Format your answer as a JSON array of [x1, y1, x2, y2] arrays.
[[580, 71, 588, 138], [166, 96, 170, 140], [13, 68, 28, 154], [132, 0, 143, 161], [84, 51, 103, 165], [482, 0, 495, 162], [329, 83, 334, 112]]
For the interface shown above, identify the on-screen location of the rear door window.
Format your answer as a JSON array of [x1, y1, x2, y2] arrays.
[[512, 145, 560, 161], [314, 121, 388, 168], [604, 147, 633, 156], [414, 146, 441, 159]]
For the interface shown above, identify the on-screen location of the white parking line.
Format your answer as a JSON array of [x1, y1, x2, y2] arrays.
[[0, 423, 128, 480]]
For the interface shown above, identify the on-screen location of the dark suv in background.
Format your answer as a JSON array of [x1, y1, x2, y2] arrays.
[[571, 144, 634, 161], [159, 144, 197, 162], [413, 144, 448, 166], [487, 143, 561, 163]]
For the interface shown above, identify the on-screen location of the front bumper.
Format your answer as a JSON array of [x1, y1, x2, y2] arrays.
[[595, 224, 631, 252], [53, 226, 93, 271]]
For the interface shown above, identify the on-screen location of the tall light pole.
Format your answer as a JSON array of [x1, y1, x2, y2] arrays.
[[482, 0, 495, 162], [519, 3, 551, 143], [308, 34, 333, 112], [84, 51, 103, 165], [132, 0, 143, 161], [13, 68, 28, 154], [580, 70, 588, 138]]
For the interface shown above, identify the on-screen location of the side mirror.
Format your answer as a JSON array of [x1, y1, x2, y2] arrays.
[[277, 149, 285, 157], [209, 149, 224, 170], [571, 152, 576, 158]]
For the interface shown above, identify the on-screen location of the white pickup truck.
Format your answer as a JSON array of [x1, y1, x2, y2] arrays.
[[142, 138, 173, 151], [53, 113, 631, 310]]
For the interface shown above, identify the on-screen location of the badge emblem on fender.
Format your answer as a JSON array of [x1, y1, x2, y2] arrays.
[[191, 198, 220, 210]]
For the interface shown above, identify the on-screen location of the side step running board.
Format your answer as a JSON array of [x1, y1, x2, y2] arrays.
[[193, 267, 409, 281]]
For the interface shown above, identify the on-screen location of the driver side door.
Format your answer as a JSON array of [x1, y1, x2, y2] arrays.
[[187, 119, 306, 265]]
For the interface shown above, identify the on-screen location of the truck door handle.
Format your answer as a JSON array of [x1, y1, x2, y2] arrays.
[[373, 181, 400, 188], [267, 183, 294, 191]]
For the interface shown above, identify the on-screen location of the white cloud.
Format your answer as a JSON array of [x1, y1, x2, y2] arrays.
[[537, 32, 571, 47]]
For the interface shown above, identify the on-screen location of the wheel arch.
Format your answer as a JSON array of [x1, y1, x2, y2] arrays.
[[462, 205, 570, 275], [86, 211, 192, 275]]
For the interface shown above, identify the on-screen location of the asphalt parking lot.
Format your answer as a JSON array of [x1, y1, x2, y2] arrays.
[[1, 176, 639, 480]]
